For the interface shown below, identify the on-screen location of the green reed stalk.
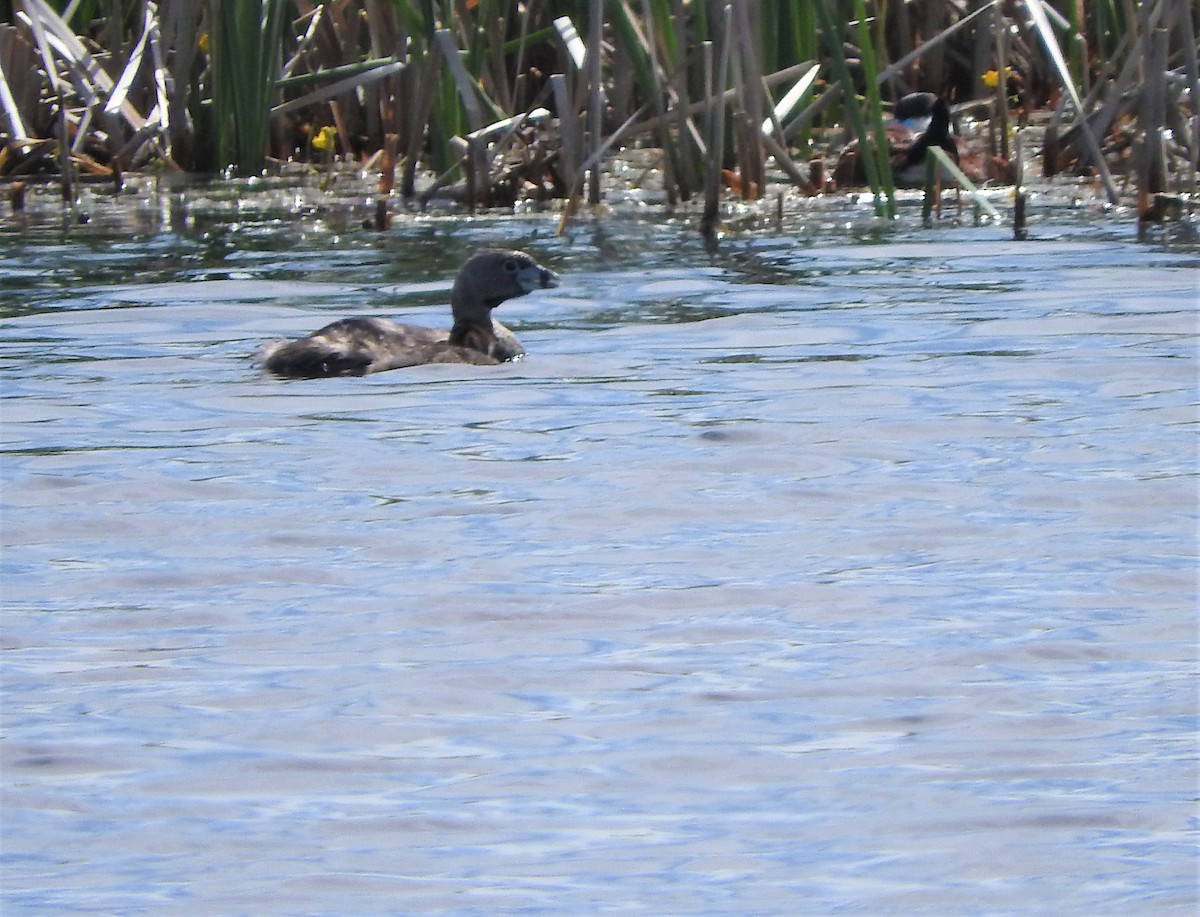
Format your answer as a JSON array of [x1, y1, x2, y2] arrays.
[[760, 0, 818, 79], [211, 0, 289, 174], [52, 0, 104, 32], [611, 0, 684, 202], [610, 2, 657, 114], [1104, 0, 1132, 62], [814, 0, 887, 216], [391, 0, 428, 39], [772, 0, 818, 149], [851, 0, 895, 217], [460, 0, 511, 112], [648, 0, 678, 64], [385, 2, 450, 179], [1065, 0, 1088, 93]]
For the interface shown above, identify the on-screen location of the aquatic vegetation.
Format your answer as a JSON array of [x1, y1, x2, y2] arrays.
[[0, 0, 1194, 230]]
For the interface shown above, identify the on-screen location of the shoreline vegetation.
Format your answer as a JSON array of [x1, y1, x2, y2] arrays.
[[1, 1, 1196, 237]]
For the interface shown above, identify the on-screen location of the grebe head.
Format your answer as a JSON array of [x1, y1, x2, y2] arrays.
[[451, 249, 561, 322], [892, 92, 940, 133]]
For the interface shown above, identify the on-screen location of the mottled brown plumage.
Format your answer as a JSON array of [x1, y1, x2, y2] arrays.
[[262, 249, 559, 378]]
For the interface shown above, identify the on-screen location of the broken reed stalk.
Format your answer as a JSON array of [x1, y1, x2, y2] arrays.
[[22, 4, 74, 201], [9, 181, 27, 212]]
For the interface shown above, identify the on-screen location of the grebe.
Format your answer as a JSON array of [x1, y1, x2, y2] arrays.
[[262, 249, 559, 378], [834, 93, 1015, 189]]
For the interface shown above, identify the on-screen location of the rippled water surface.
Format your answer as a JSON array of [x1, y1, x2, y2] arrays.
[[2, 189, 1197, 915]]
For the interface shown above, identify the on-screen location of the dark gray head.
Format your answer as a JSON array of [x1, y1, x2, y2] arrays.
[[899, 93, 955, 170], [451, 249, 560, 322], [893, 92, 940, 132]]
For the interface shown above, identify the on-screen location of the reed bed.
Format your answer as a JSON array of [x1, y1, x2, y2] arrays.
[[1, 0, 1196, 231]]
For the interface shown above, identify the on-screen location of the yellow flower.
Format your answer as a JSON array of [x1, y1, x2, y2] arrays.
[[312, 126, 337, 152], [982, 67, 1014, 88], [198, 32, 210, 55]]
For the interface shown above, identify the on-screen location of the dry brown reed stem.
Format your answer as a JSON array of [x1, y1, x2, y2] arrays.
[[364, 0, 403, 152], [668, 0, 702, 200], [16, 0, 1195, 225], [483, 6, 511, 114], [995, 17, 1011, 163], [400, 43, 444, 199], [1180, 5, 1200, 214], [1052, 22, 1139, 179], [556, 93, 659, 233], [375, 131, 397, 230], [0, 26, 35, 151], [20, 6, 66, 197], [701, 37, 717, 237], [551, 73, 580, 205], [761, 130, 816, 194], [969, 2, 995, 100], [701, 4, 733, 241], [1022, 0, 1119, 203], [510, 0, 538, 110], [550, 16, 591, 209], [730, 0, 765, 198], [436, 28, 482, 131], [1136, 27, 1170, 212], [1169, 0, 1199, 207]]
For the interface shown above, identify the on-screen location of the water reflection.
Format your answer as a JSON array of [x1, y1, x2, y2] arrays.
[[1, 188, 1196, 914]]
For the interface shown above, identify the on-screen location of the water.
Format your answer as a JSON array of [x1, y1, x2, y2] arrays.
[[2, 187, 1197, 915]]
